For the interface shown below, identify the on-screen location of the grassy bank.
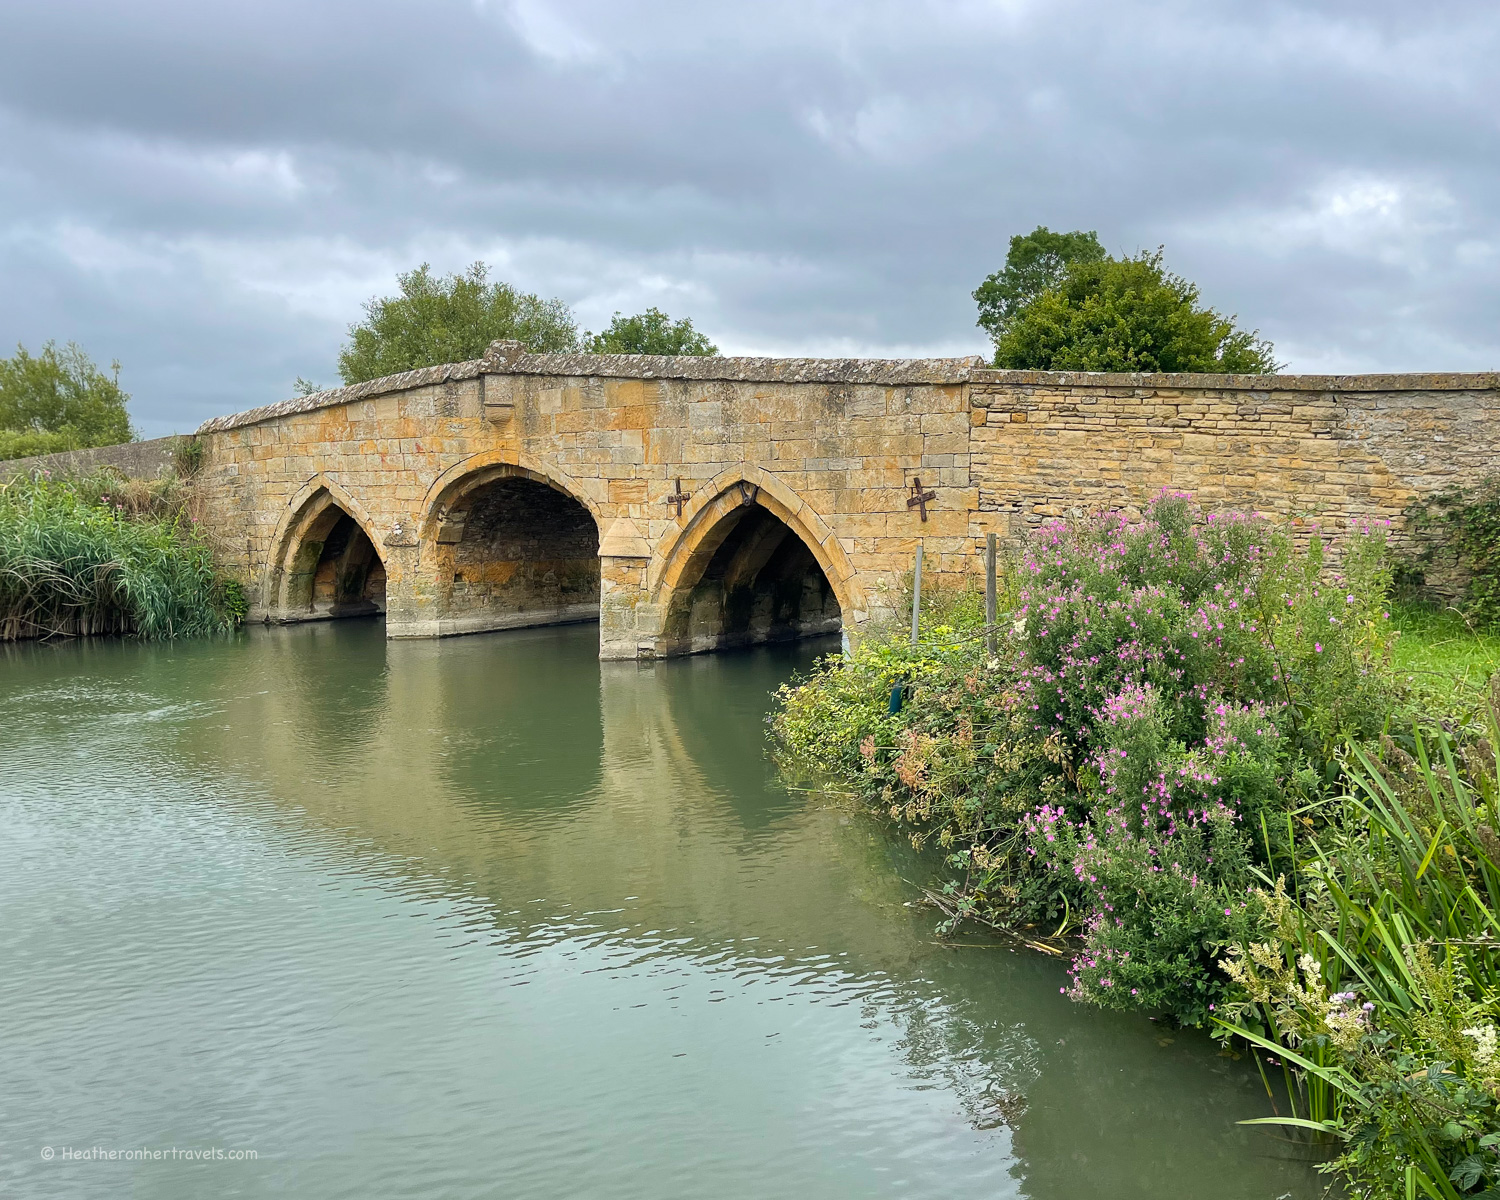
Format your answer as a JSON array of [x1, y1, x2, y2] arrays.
[[772, 497, 1499, 1197], [1393, 603, 1500, 723], [0, 469, 245, 641]]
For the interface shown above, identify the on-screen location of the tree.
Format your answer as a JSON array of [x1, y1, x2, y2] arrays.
[[0, 342, 135, 459], [986, 248, 1281, 374], [583, 308, 718, 356], [973, 226, 1107, 344], [338, 262, 579, 384]]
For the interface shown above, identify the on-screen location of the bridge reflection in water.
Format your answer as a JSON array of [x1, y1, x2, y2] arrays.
[[0, 622, 1321, 1200]]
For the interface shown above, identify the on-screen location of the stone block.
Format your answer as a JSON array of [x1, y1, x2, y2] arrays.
[[608, 478, 649, 504], [838, 512, 888, 538]]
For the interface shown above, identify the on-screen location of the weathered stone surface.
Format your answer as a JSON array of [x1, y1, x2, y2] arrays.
[[197, 351, 986, 435], [0, 435, 178, 480]]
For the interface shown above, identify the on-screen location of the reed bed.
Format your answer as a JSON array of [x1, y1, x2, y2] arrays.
[[0, 469, 243, 641], [1215, 686, 1500, 1198]]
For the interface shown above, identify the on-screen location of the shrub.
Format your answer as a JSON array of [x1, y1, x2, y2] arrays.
[[338, 262, 579, 384], [0, 429, 74, 461], [1023, 684, 1281, 1024], [0, 341, 135, 455], [989, 250, 1280, 373], [582, 308, 718, 356], [773, 494, 1400, 1024], [1007, 498, 1393, 1022]]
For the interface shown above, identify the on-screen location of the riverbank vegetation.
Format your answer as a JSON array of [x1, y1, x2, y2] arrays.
[[772, 492, 1500, 1198], [0, 469, 245, 641]]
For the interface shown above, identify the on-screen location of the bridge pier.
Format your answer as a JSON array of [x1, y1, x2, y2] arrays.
[[598, 556, 656, 660], [597, 518, 658, 659], [379, 544, 426, 638]]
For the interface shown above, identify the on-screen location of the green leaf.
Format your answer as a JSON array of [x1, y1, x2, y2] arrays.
[[1417, 821, 1450, 880], [1449, 1156, 1484, 1190], [1237, 1116, 1341, 1133]]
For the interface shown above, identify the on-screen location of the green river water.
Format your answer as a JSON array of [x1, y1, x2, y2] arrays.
[[0, 620, 1323, 1198]]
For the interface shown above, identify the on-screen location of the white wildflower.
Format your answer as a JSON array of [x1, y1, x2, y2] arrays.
[[1463, 1025, 1499, 1069]]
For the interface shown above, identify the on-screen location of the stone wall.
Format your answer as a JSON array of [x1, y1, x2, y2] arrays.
[[0, 436, 180, 481], [966, 370, 1500, 584]]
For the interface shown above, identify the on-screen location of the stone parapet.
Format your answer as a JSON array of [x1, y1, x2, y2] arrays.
[[198, 352, 986, 435], [966, 374, 1500, 599], [972, 368, 1500, 392], [0, 436, 180, 480]]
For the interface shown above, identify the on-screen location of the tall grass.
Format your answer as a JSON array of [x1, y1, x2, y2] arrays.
[[1219, 682, 1500, 1197], [0, 470, 243, 640]]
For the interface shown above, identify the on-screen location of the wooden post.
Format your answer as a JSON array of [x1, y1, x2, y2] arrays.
[[985, 533, 997, 657], [910, 542, 923, 648]]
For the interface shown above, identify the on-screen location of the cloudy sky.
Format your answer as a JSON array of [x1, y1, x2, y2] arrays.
[[1, 0, 1497, 436]]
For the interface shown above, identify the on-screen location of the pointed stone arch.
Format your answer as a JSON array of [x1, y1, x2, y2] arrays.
[[263, 474, 388, 618], [646, 467, 863, 656], [412, 449, 603, 638], [418, 449, 602, 554]]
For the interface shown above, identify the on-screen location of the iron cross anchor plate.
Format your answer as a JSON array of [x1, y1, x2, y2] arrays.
[[906, 478, 937, 521]]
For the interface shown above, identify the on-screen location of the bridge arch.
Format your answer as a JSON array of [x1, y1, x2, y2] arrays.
[[418, 450, 602, 547], [649, 467, 860, 656], [416, 450, 602, 637], [264, 474, 387, 621]]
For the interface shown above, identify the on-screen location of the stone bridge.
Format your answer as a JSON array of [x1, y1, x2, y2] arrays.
[[190, 342, 1500, 658]]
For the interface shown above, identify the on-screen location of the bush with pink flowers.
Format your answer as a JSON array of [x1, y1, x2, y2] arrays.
[[1021, 682, 1282, 1024], [773, 492, 1399, 1025]]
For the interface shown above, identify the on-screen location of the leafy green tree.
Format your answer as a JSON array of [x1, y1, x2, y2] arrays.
[[989, 249, 1280, 373], [583, 308, 718, 356], [0, 342, 135, 459], [338, 262, 579, 384], [973, 226, 1107, 344], [0, 431, 70, 460]]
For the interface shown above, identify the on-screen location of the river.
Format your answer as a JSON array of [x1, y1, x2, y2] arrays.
[[0, 620, 1321, 1198]]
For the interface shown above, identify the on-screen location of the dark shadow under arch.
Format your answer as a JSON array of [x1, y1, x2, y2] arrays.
[[656, 500, 841, 656], [427, 473, 600, 637], [279, 500, 387, 620]]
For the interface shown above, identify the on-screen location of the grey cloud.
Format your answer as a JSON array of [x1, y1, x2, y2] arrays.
[[1, 0, 1496, 435]]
